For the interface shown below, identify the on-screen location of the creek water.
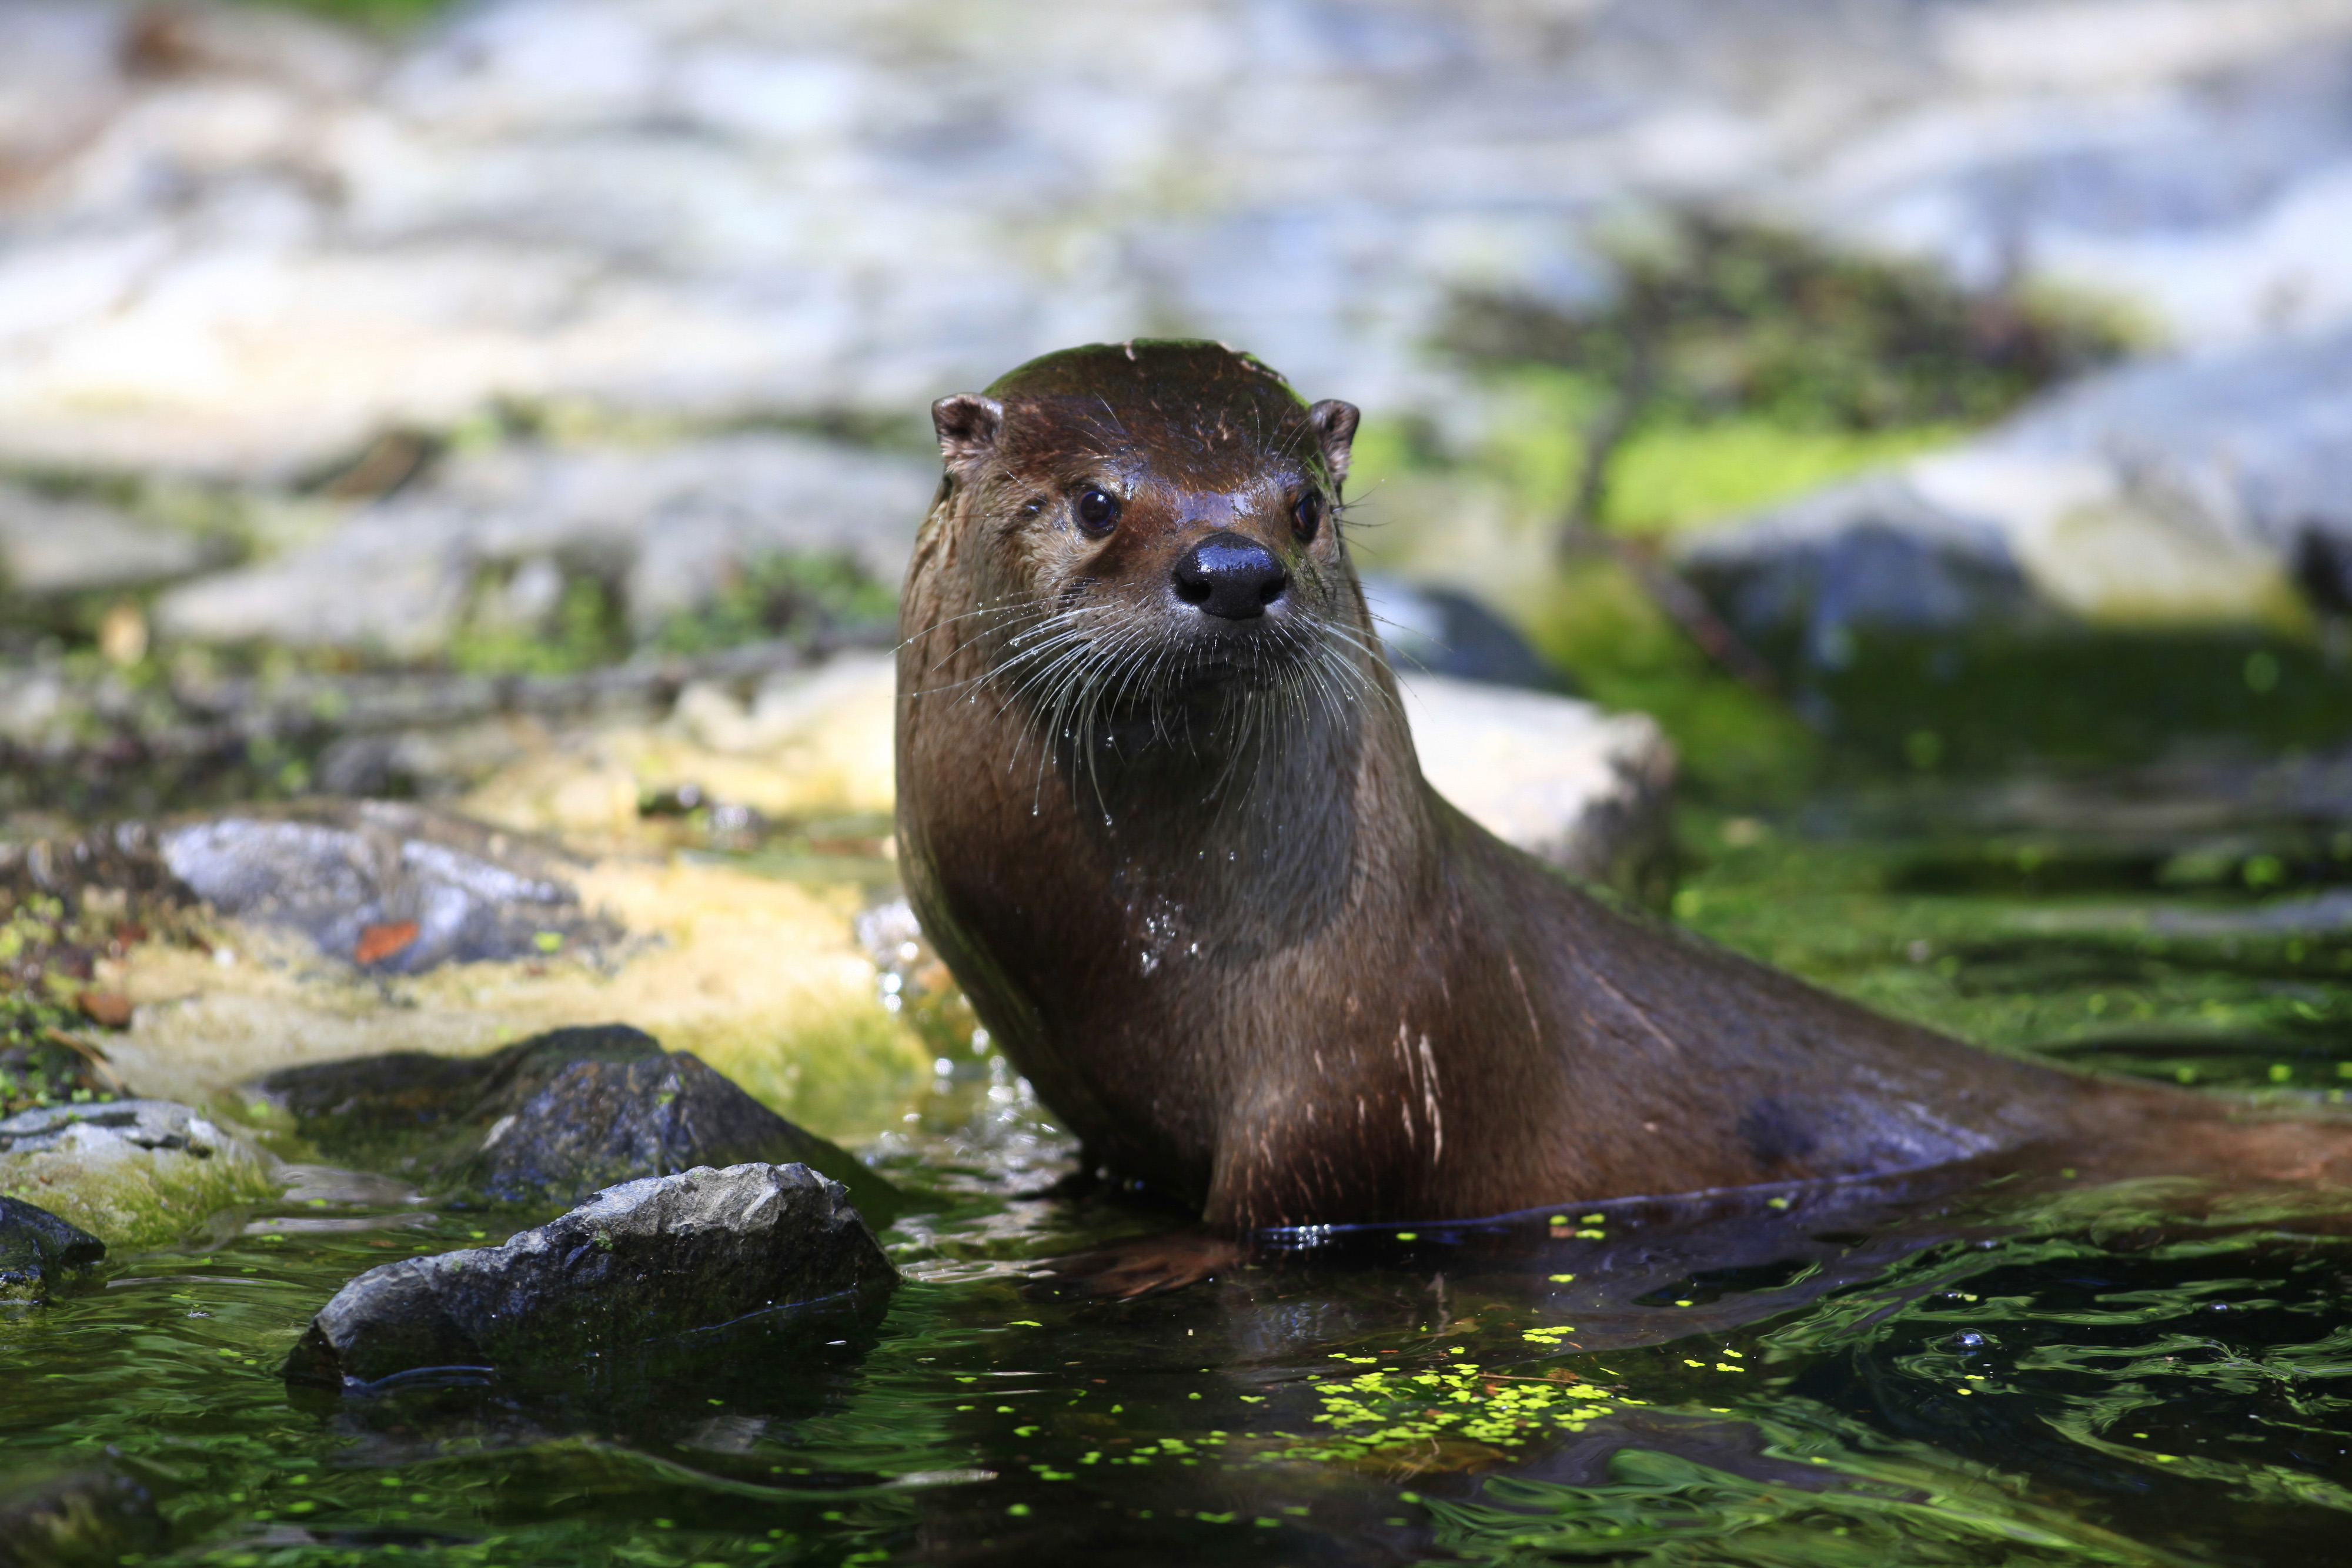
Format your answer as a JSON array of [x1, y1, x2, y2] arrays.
[[6, 781, 2352, 1567]]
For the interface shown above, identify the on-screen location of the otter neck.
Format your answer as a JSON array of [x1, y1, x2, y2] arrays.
[[1021, 650, 1393, 958]]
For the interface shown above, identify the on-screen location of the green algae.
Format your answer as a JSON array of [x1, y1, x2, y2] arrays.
[[0, 1119, 281, 1252]]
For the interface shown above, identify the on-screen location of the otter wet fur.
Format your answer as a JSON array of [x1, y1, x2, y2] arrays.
[[896, 339, 2352, 1233]]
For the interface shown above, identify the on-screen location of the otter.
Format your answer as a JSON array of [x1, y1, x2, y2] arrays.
[[895, 339, 2351, 1232]]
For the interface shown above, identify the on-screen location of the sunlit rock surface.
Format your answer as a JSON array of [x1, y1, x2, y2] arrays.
[[0, 486, 212, 599], [5, 0, 2352, 481], [0, 1099, 279, 1249], [460, 651, 901, 831], [106, 841, 925, 1138], [1677, 325, 2352, 653], [257, 1022, 903, 1220], [1402, 674, 1675, 892], [283, 1161, 897, 1389]]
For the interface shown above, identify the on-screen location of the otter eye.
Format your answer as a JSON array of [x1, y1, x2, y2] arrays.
[[1292, 491, 1322, 543], [1074, 487, 1121, 535]]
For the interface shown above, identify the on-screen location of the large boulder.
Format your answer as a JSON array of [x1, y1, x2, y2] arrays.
[[1678, 326, 2352, 656], [1361, 573, 1576, 693], [256, 1022, 904, 1222], [0, 1195, 104, 1304], [283, 1162, 897, 1389], [0, 1099, 279, 1249]]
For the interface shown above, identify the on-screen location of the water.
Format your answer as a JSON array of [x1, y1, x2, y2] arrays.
[[6, 786, 2352, 1566]]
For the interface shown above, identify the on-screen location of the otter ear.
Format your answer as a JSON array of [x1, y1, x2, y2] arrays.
[[1307, 399, 1360, 489], [933, 393, 1003, 475]]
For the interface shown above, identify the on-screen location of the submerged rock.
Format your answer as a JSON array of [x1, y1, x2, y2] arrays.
[[159, 800, 623, 974], [0, 1195, 104, 1304], [284, 1162, 896, 1389], [0, 1466, 163, 1568], [0, 1099, 279, 1249], [258, 1023, 904, 1221]]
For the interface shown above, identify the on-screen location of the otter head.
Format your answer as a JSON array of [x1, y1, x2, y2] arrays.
[[923, 340, 1364, 753]]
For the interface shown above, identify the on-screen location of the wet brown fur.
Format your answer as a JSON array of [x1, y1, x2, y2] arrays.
[[896, 339, 2352, 1231]]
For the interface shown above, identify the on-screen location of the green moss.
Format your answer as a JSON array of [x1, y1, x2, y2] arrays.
[[1601, 418, 1961, 536], [230, 0, 450, 31], [696, 1006, 934, 1148], [448, 571, 630, 678], [651, 551, 898, 659], [1511, 555, 1822, 804], [1, 1137, 280, 1251], [1444, 215, 2135, 440]]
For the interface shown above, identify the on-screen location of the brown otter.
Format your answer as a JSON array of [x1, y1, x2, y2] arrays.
[[895, 339, 2351, 1232]]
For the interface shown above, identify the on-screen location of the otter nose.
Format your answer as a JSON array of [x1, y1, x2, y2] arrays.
[[1172, 531, 1289, 620]]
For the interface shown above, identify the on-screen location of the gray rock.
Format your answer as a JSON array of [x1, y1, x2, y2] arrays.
[[0, 1098, 281, 1249], [0, 487, 210, 600], [153, 433, 930, 655], [257, 1022, 905, 1222], [1676, 473, 2044, 664], [1361, 573, 1573, 693], [283, 1161, 897, 1389], [158, 800, 622, 972], [1678, 325, 2352, 650], [0, 1194, 104, 1304], [1398, 673, 1676, 898]]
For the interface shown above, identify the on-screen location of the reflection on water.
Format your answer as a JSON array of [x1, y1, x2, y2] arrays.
[[4, 790, 2352, 1566]]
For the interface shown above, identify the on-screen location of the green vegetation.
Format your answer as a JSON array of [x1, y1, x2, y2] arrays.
[[1442, 214, 2133, 539], [447, 569, 630, 679], [651, 550, 898, 660], [1672, 807, 2352, 1083], [233, 0, 449, 32], [446, 550, 896, 679]]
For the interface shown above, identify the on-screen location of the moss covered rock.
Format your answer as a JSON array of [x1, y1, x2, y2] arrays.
[[0, 1100, 280, 1250]]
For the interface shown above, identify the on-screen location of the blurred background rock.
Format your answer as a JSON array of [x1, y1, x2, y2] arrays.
[[2, 0, 2350, 830]]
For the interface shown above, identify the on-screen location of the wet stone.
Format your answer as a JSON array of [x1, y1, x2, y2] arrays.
[[283, 1161, 897, 1390], [258, 1022, 904, 1220], [0, 1194, 103, 1305]]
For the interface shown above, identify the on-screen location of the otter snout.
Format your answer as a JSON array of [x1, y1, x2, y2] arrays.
[[1172, 531, 1289, 621]]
